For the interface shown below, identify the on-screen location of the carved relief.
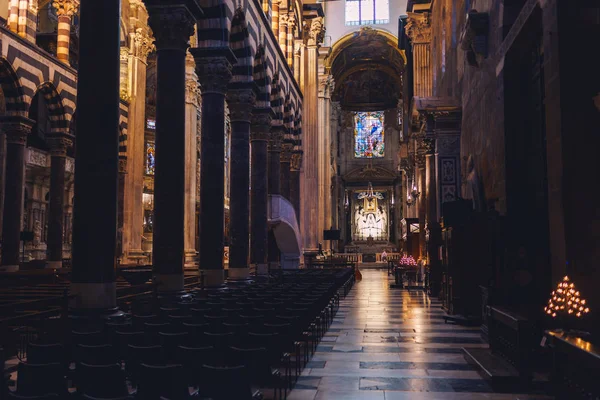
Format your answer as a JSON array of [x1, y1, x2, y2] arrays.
[[147, 6, 195, 51], [194, 56, 232, 95], [405, 12, 432, 44], [132, 28, 155, 62], [307, 17, 325, 47]]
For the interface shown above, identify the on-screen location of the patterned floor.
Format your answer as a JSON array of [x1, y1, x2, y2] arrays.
[[288, 269, 552, 400]]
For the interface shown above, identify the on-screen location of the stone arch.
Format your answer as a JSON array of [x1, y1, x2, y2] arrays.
[[270, 72, 283, 127], [30, 82, 69, 133], [0, 57, 27, 116], [229, 7, 253, 88], [253, 45, 271, 111], [197, 0, 234, 49]]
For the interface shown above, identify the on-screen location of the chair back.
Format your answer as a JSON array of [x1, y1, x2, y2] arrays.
[[15, 362, 66, 397], [76, 363, 129, 398]]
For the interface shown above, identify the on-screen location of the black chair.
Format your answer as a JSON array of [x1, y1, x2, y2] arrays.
[[125, 344, 163, 383], [7, 394, 60, 399], [158, 332, 189, 360], [80, 396, 134, 400], [71, 330, 107, 346], [26, 343, 64, 365], [14, 362, 67, 397], [136, 363, 196, 400], [229, 347, 283, 400], [76, 363, 130, 398], [175, 345, 215, 385], [199, 365, 259, 400], [75, 344, 118, 365]]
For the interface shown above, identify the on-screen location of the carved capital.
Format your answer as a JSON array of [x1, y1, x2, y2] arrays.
[[405, 12, 432, 44], [422, 138, 435, 154], [53, 0, 79, 18], [194, 56, 233, 95], [318, 74, 334, 97], [279, 13, 289, 27], [269, 130, 284, 151], [291, 153, 303, 170], [0, 116, 34, 145], [280, 143, 293, 162], [47, 137, 72, 157], [227, 89, 256, 123], [251, 110, 272, 140], [132, 27, 155, 62], [307, 17, 325, 47], [147, 5, 195, 51]]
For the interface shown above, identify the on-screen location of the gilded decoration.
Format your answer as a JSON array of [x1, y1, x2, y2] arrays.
[[52, 0, 79, 17]]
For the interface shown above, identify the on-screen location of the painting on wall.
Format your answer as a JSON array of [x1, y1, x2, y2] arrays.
[[354, 111, 384, 158]]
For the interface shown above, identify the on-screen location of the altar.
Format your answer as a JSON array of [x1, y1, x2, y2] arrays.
[[351, 183, 390, 242]]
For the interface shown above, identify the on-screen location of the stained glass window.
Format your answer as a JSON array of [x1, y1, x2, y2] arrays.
[[354, 111, 385, 158], [345, 0, 389, 26], [145, 141, 155, 175]]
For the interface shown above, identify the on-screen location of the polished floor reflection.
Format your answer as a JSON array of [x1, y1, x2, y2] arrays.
[[288, 269, 552, 400]]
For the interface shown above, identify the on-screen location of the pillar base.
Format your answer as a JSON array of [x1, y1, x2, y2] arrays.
[[227, 267, 249, 280], [70, 282, 117, 310], [46, 260, 62, 269], [0, 265, 19, 272], [256, 263, 268, 276], [200, 269, 224, 287], [154, 273, 185, 294]]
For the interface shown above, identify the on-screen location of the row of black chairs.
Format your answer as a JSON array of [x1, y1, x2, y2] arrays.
[[3, 268, 355, 400]]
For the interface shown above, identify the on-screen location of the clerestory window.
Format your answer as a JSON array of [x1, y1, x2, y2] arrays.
[[345, 0, 389, 26]]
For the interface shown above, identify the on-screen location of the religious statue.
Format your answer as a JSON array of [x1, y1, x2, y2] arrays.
[[33, 220, 42, 246]]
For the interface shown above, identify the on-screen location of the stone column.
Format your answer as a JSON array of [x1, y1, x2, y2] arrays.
[[192, 48, 234, 287], [46, 137, 71, 269], [271, 0, 280, 39], [53, 0, 79, 65], [20, 0, 37, 42], [250, 111, 271, 272], [279, 13, 288, 55], [302, 17, 324, 253], [121, 6, 153, 264], [227, 88, 255, 280], [416, 145, 426, 260], [0, 116, 33, 272], [424, 137, 441, 295], [293, 42, 301, 84], [0, 131, 6, 241], [287, 16, 295, 68], [290, 153, 301, 220], [70, 0, 120, 312], [405, 12, 433, 97], [280, 145, 292, 201], [269, 131, 282, 196], [147, 4, 195, 293], [8, 0, 19, 33], [184, 52, 200, 266], [317, 73, 333, 243]]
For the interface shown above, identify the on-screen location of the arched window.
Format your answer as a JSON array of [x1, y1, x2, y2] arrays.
[[345, 0, 389, 26]]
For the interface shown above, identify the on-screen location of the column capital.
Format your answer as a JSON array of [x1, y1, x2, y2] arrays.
[[47, 137, 73, 157], [422, 137, 435, 154], [251, 110, 272, 141], [132, 27, 155, 62], [53, 0, 80, 17], [279, 13, 289, 27], [280, 143, 293, 162], [0, 115, 34, 145], [269, 129, 284, 151], [290, 152, 303, 171], [318, 74, 334, 98], [146, 5, 195, 51], [305, 17, 325, 47], [192, 48, 236, 95], [227, 89, 256, 123], [405, 12, 432, 44]]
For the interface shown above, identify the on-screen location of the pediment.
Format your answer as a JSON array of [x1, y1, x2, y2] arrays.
[[344, 164, 398, 182]]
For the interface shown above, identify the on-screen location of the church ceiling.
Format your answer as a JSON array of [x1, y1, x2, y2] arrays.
[[329, 28, 405, 111]]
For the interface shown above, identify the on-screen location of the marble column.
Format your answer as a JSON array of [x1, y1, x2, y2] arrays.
[[122, 7, 153, 264], [0, 131, 6, 241], [405, 12, 433, 97], [0, 116, 33, 272], [317, 73, 333, 241], [192, 48, 234, 287], [227, 88, 255, 280], [184, 53, 200, 266], [287, 16, 295, 68], [250, 111, 271, 272], [424, 138, 441, 295], [280, 145, 292, 201], [271, 0, 280, 39], [279, 13, 288, 55], [70, 0, 120, 311], [8, 0, 18, 33], [147, 4, 195, 293], [416, 147, 426, 261], [268, 131, 282, 196], [46, 137, 71, 269], [290, 153, 301, 220], [293, 42, 301, 84], [53, 0, 79, 65], [302, 17, 324, 253]]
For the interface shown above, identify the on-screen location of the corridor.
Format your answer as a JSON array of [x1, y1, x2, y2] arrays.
[[289, 269, 550, 400]]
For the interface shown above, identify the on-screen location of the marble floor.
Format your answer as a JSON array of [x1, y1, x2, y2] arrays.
[[288, 269, 552, 400]]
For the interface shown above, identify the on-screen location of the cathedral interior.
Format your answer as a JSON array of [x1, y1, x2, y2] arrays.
[[0, 0, 599, 398]]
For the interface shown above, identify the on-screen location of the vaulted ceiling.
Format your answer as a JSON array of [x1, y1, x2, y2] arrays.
[[328, 28, 405, 111]]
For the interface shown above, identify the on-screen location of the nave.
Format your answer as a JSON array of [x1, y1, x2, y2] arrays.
[[288, 270, 552, 400]]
